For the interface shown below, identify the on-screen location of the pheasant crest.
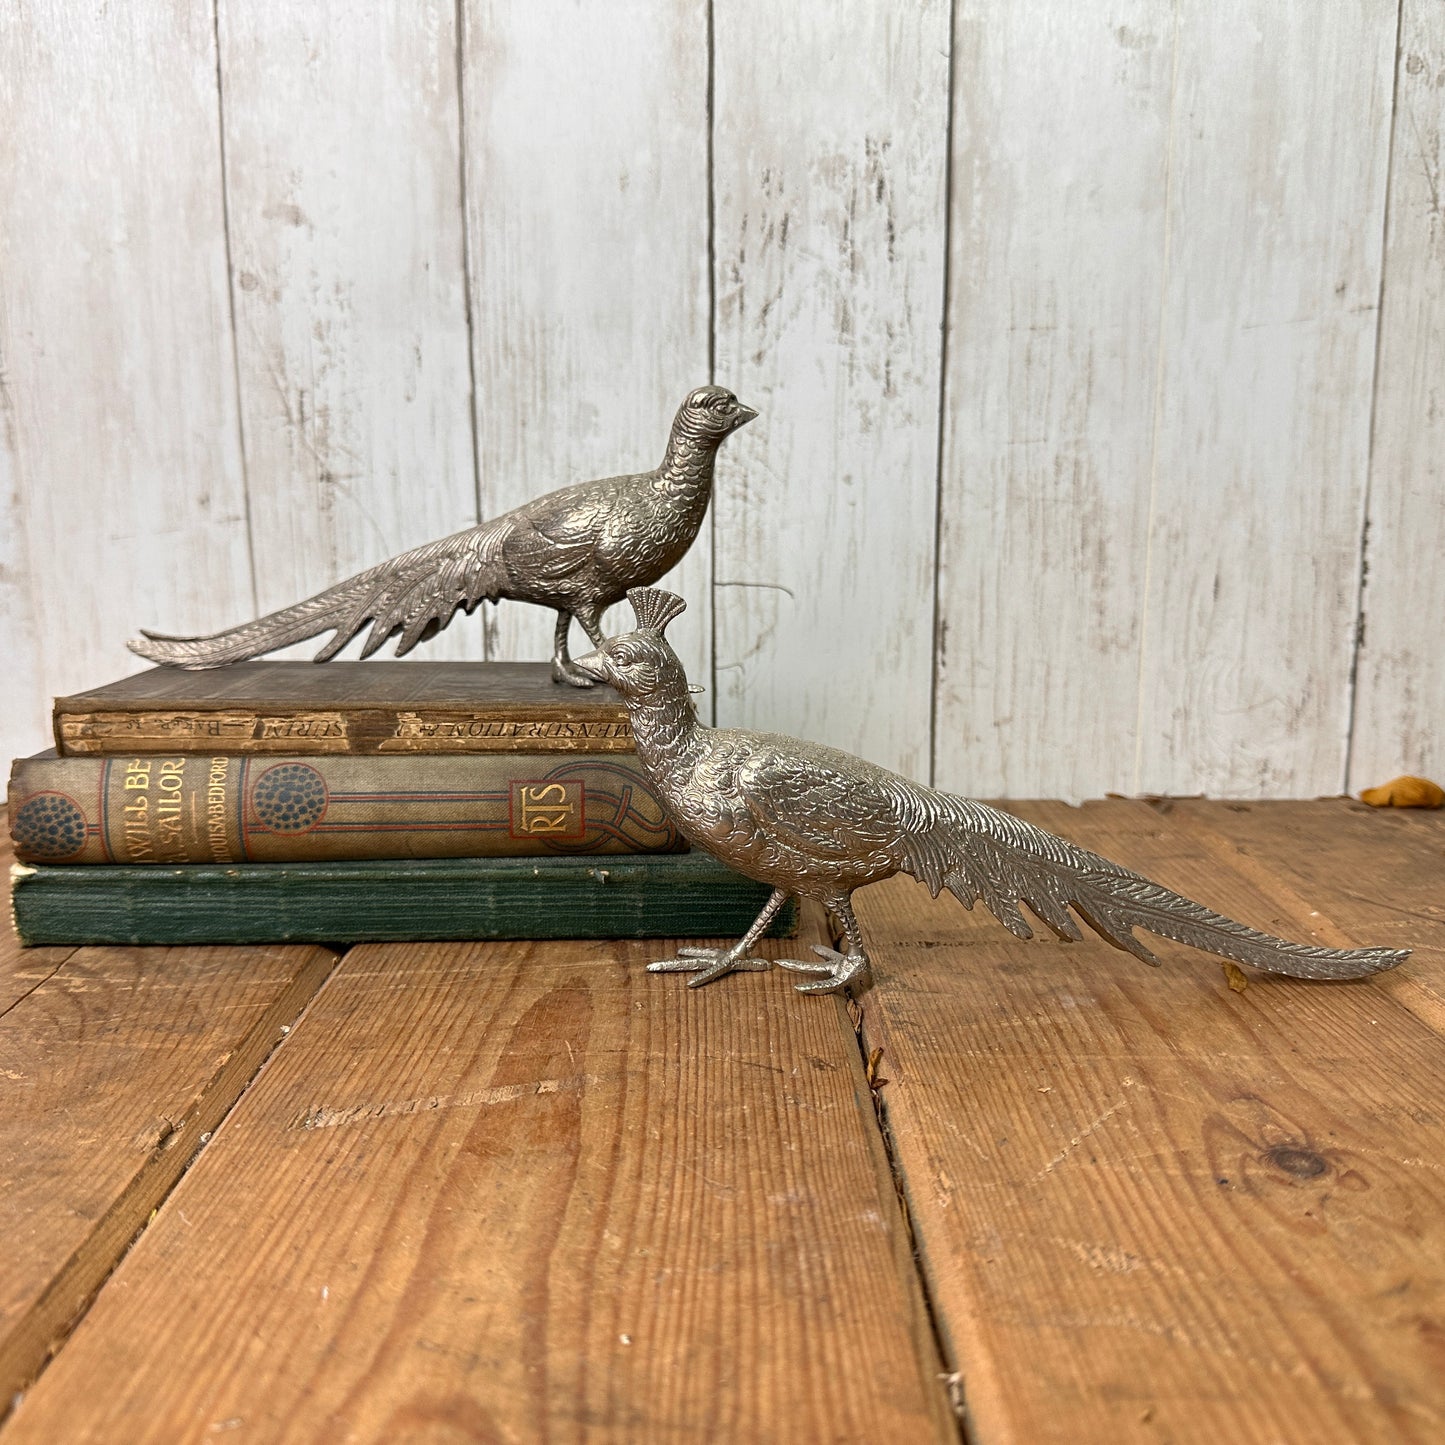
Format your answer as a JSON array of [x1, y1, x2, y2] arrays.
[[628, 587, 687, 636]]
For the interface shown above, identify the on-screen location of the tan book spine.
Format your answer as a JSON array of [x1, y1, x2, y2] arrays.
[[54, 707, 634, 756], [8, 753, 682, 865]]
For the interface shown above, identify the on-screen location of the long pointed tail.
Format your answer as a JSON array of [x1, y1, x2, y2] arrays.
[[128, 567, 386, 669], [1058, 866, 1406, 979], [901, 797, 1408, 981]]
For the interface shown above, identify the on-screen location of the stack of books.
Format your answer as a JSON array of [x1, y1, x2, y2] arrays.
[[6, 661, 793, 946]]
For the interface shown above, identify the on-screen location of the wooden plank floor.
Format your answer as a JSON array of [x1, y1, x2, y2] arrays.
[[3, 800, 1442, 1442]]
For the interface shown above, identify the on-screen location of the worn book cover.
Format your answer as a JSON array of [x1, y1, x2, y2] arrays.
[[8, 751, 683, 865], [53, 661, 634, 756], [8, 852, 797, 947]]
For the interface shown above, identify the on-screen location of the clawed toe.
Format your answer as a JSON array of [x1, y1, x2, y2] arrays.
[[647, 948, 772, 988], [773, 945, 839, 976], [646, 951, 713, 973], [777, 945, 872, 995]]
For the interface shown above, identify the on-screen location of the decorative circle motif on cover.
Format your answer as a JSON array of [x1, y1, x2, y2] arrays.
[[250, 763, 328, 833], [13, 793, 88, 859]]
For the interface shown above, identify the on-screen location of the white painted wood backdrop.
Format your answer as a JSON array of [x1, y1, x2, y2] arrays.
[[2, 2, 1440, 800]]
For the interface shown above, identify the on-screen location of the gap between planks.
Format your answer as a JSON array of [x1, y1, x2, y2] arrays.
[[0, 939, 340, 1422], [852, 797, 1445, 1444], [819, 900, 971, 1427], [2, 908, 960, 1441]]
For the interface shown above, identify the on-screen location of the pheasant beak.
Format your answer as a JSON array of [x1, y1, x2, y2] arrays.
[[571, 649, 609, 682], [733, 404, 758, 428]]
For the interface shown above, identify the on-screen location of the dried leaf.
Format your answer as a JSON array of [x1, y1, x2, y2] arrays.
[[1360, 775, 1445, 809], [1222, 961, 1249, 995]]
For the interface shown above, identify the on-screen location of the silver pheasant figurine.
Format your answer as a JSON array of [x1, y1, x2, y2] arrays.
[[574, 588, 1410, 994], [129, 387, 755, 686]]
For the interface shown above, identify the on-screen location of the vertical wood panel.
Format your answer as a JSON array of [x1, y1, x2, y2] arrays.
[[1134, 3, 1397, 797], [215, 0, 479, 662], [1349, 7, 1445, 794], [0, 1, 250, 753], [934, 1, 1174, 800], [0, 395, 44, 764], [462, 0, 712, 685], [3, 5, 1438, 799], [711, 3, 950, 778]]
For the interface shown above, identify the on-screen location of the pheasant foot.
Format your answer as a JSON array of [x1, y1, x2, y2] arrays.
[[648, 946, 773, 988], [777, 946, 872, 995], [551, 657, 599, 688]]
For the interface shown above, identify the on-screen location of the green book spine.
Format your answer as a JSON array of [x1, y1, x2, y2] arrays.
[[8, 853, 797, 947], [8, 751, 684, 865]]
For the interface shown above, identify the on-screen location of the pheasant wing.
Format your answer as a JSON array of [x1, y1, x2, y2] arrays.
[[493, 473, 638, 586], [320, 517, 517, 661], [347, 474, 633, 658], [725, 735, 913, 864]]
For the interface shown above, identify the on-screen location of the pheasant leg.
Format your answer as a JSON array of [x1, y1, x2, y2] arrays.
[[649, 887, 792, 988], [551, 609, 598, 688], [574, 604, 605, 649], [777, 898, 873, 995]]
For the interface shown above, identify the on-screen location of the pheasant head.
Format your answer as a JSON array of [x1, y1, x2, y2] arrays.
[[673, 386, 757, 444], [573, 588, 693, 702]]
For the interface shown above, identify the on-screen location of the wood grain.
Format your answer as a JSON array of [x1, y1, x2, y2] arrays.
[[0, 890, 336, 1409], [1162, 796, 1445, 1028], [1, 831, 74, 1016], [710, 2, 950, 778], [461, 0, 713, 690], [1349, 8, 1445, 793], [214, 0, 480, 663], [1133, 4, 1398, 796], [934, 0, 1174, 799], [0, 1, 254, 761], [4, 927, 952, 1442], [0, 911, 71, 1019], [852, 799, 1445, 1443]]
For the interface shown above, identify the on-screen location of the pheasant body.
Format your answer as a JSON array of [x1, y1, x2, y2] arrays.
[[577, 588, 1411, 995], [129, 388, 754, 684]]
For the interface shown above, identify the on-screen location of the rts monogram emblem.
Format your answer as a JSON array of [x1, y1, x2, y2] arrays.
[[509, 781, 584, 839]]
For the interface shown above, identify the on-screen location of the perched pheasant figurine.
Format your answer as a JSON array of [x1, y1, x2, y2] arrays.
[[574, 588, 1410, 995], [129, 387, 755, 686]]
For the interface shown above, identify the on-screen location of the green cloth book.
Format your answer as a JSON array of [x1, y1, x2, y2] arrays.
[[8, 852, 797, 948]]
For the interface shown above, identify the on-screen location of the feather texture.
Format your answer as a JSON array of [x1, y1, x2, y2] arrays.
[[897, 795, 1406, 979], [131, 521, 513, 669], [129, 389, 754, 669], [591, 587, 1411, 990]]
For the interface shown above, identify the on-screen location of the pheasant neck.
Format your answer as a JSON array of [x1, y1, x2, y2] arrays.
[[657, 432, 720, 500], [626, 688, 703, 782]]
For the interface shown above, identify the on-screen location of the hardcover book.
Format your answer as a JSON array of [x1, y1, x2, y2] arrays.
[[53, 661, 634, 757], [8, 751, 683, 865], [7, 852, 798, 947]]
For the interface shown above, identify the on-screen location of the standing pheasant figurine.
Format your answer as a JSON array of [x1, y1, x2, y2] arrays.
[[129, 387, 755, 686], [574, 588, 1410, 994]]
